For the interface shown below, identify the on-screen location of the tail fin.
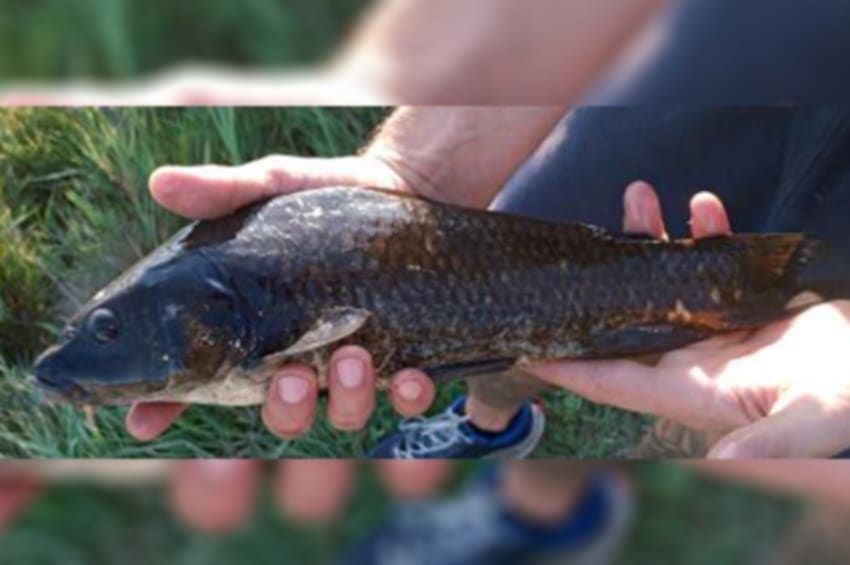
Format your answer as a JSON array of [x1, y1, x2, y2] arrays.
[[705, 233, 828, 328], [737, 233, 824, 292]]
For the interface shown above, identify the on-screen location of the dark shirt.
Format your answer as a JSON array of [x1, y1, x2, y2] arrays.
[[495, 108, 850, 293]]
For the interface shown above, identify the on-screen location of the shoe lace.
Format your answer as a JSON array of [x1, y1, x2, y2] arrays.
[[392, 408, 475, 459], [374, 489, 513, 565]]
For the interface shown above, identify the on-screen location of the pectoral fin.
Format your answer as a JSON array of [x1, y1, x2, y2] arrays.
[[279, 307, 371, 357], [254, 307, 371, 383]]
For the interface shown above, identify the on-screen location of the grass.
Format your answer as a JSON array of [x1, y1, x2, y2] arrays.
[[0, 107, 651, 458], [0, 0, 370, 80], [0, 462, 803, 565]]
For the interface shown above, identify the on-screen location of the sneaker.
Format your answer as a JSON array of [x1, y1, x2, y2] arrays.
[[368, 395, 546, 459], [337, 467, 634, 565]]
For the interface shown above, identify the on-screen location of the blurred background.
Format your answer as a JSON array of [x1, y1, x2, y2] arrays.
[[2, 0, 847, 104], [0, 0, 367, 81], [0, 461, 817, 565], [0, 106, 649, 458]]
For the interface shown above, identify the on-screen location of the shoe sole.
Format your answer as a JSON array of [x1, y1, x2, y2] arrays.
[[484, 402, 546, 459]]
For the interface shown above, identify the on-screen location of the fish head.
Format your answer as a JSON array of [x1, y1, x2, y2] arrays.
[[33, 292, 177, 404], [33, 248, 250, 404]]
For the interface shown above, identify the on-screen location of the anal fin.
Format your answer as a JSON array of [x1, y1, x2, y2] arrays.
[[424, 357, 516, 383]]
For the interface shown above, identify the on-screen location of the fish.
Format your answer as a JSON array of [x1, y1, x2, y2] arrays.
[[32, 186, 830, 406]]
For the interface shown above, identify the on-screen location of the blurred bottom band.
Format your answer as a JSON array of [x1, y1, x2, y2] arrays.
[[0, 460, 848, 565]]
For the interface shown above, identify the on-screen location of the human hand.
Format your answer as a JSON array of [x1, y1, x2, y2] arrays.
[[168, 460, 453, 532], [0, 461, 452, 533], [126, 153, 438, 442], [525, 181, 850, 458]]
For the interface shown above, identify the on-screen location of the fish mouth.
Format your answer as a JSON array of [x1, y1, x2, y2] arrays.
[[32, 348, 101, 404], [32, 349, 182, 406], [32, 368, 166, 406], [32, 374, 95, 404]]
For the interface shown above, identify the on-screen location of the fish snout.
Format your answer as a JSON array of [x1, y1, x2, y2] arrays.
[[32, 349, 91, 403]]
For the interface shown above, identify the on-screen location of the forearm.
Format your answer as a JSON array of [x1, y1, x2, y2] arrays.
[[365, 106, 566, 207], [334, 0, 667, 103]]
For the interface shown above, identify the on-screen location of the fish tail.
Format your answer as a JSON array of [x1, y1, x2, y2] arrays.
[[737, 233, 824, 292], [727, 233, 829, 326]]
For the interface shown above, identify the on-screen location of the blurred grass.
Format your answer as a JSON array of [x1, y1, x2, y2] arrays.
[[0, 107, 650, 458], [0, 463, 803, 565], [0, 0, 371, 80]]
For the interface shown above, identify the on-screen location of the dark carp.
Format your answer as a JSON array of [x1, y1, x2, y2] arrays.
[[33, 186, 830, 405]]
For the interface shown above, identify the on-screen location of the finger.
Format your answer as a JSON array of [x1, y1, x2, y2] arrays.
[[262, 365, 319, 439], [376, 460, 454, 499], [0, 93, 64, 106], [689, 191, 732, 238], [149, 155, 405, 219], [125, 402, 188, 441], [0, 478, 41, 529], [526, 359, 659, 413], [708, 397, 850, 459], [623, 180, 668, 239], [388, 368, 436, 417], [274, 460, 356, 524], [327, 346, 376, 432], [169, 460, 260, 533], [524, 358, 747, 431]]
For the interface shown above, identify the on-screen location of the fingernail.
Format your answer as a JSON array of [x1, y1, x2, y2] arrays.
[[336, 358, 365, 389], [397, 379, 423, 401], [278, 375, 310, 404], [193, 460, 243, 481]]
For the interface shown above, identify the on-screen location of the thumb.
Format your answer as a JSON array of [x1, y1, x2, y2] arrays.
[[525, 358, 744, 431], [149, 154, 408, 219], [708, 401, 850, 459]]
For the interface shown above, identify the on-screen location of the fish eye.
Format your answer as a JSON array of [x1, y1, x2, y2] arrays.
[[87, 308, 120, 343]]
